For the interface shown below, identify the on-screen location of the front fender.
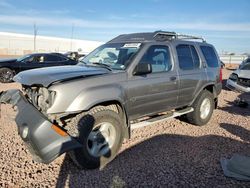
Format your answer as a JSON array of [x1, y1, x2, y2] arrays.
[[66, 85, 126, 112]]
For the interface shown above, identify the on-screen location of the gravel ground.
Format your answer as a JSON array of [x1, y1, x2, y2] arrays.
[[0, 69, 250, 188]]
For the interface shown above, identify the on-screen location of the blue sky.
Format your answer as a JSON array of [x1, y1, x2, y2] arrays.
[[0, 0, 250, 53]]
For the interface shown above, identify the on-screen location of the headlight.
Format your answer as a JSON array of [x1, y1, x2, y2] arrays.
[[229, 73, 238, 81], [37, 88, 56, 112], [24, 87, 56, 113]]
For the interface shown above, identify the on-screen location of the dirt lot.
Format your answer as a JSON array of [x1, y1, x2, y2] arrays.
[[0, 69, 250, 187]]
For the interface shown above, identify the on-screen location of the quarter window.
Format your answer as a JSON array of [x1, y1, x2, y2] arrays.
[[140, 45, 172, 73], [200, 46, 219, 67], [176, 45, 200, 70], [44, 55, 61, 62]]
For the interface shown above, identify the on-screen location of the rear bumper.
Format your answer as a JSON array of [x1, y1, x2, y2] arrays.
[[0, 89, 82, 163], [226, 79, 250, 93]]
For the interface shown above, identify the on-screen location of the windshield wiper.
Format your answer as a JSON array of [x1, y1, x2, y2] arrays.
[[92, 62, 113, 71]]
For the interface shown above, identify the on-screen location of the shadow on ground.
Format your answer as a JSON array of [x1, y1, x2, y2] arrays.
[[218, 92, 250, 117], [56, 123, 250, 187]]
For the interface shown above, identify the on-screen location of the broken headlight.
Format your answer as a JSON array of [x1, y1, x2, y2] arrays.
[[23, 87, 56, 113]]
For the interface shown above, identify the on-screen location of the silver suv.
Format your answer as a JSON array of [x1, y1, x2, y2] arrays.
[[0, 31, 222, 169]]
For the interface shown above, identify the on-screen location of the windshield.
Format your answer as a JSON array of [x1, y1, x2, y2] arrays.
[[240, 62, 250, 70], [79, 43, 141, 70], [17, 54, 31, 62]]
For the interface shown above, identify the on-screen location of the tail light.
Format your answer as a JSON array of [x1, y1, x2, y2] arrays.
[[219, 68, 223, 82]]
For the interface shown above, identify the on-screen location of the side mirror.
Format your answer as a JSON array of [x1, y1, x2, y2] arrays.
[[133, 63, 152, 75]]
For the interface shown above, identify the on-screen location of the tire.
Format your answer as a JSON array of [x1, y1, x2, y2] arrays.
[[68, 106, 124, 169], [186, 90, 214, 126], [0, 68, 14, 83]]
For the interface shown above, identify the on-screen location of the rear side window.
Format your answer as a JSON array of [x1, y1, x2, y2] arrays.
[[176, 45, 200, 70], [200, 46, 219, 67], [44, 55, 61, 62]]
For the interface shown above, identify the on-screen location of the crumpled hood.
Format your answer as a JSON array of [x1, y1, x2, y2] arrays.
[[13, 65, 110, 87], [234, 69, 250, 79]]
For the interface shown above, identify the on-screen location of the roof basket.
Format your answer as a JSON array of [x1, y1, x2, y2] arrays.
[[153, 31, 206, 42]]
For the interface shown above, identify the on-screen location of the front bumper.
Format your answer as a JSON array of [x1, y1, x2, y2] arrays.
[[226, 79, 250, 93], [0, 89, 82, 163]]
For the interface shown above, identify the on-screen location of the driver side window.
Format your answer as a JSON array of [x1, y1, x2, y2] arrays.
[[140, 45, 171, 73]]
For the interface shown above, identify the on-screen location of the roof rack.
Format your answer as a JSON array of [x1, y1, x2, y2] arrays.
[[153, 31, 206, 42]]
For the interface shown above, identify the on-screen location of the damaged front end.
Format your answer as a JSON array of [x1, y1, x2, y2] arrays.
[[0, 89, 82, 163]]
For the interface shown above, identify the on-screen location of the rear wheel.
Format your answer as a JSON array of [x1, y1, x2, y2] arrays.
[[187, 90, 214, 126], [0, 68, 14, 83], [68, 106, 124, 169]]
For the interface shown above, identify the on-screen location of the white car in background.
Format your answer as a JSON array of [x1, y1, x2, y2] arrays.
[[226, 61, 250, 92], [88, 48, 118, 64]]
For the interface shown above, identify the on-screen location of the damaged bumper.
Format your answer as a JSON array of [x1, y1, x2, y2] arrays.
[[226, 79, 250, 93], [0, 89, 82, 163]]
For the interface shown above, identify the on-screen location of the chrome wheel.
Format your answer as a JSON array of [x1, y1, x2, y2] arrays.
[[200, 98, 211, 119], [87, 122, 116, 158]]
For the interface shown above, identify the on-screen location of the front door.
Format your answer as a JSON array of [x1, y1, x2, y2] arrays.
[[126, 44, 179, 120]]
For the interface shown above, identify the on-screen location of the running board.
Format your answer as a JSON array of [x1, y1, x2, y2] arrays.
[[131, 107, 194, 130]]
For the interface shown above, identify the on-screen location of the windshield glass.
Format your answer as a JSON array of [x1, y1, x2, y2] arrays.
[[17, 54, 31, 62], [79, 43, 141, 70], [240, 62, 250, 70]]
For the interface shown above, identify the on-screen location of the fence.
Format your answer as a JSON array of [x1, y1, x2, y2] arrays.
[[0, 32, 103, 56]]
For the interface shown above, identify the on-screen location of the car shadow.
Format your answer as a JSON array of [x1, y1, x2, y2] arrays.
[[218, 92, 250, 116], [55, 124, 250, 187], [220, 123, 250, 142]]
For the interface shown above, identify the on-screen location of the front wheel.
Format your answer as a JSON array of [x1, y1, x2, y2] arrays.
[[68, 106, 124, 169], [187, 90, 215, 126], [0, 68, 14, 83]]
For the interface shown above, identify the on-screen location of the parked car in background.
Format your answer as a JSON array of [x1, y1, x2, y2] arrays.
[[0, 53, 78, 83], [227, 61, 250, 92], [87, 48, 119, 65]]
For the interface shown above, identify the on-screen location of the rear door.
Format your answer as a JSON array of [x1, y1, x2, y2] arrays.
[[126, 44, 179, 119], [198, 45, 221, 94], [175, 43, 207, 107]]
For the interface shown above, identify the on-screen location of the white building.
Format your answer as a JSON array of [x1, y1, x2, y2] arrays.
[[0, 32, 103, 56]]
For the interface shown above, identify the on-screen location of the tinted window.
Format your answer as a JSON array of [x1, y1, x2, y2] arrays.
[[176, 45, 200, 70], [24, 56, 35, 63], [200, 46, 219, 67], [36, 55, 45, 63], [44, 55, 61, 62], [140, 45, 172, 73]]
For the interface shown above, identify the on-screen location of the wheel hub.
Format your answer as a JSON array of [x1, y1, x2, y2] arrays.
[[87, 122, 116, 158], [200, 98, 211, 119]]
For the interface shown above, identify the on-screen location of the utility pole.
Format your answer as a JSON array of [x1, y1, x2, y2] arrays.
[[70, 24, 74, 51], [33, 23, 38, 52]]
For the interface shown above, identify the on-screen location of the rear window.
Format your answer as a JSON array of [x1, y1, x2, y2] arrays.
[[200, 46, 219, 67], [176, 45, 200, 70]]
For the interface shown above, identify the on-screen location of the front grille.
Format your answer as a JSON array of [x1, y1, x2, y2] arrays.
[[237, 77, 250, 87]]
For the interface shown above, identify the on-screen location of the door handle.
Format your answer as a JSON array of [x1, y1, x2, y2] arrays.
[[170, 76, 177, 81]]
